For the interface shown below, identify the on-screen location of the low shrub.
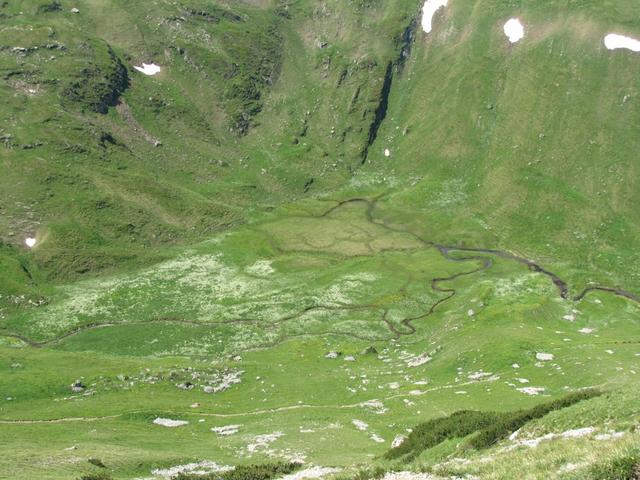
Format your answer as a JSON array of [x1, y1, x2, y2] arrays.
[[467, 389, 601, 449], [384, 410, 499, 461], [386, 389, 601, 461]]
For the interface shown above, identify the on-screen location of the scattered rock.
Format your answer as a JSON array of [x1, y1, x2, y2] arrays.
[[70, 380, 86, 393], [325, 351, 342, 359], [212, 425, 241, 436], [352, 419, 368, 431], [391, 435, 406, 448], [518, 387, 545, 396], [407, 353, 432, 367], [152, 461, 232, 478], [279, 466, 342, 480]]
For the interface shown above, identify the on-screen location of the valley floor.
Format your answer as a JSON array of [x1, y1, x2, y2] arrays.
[[1, 189, 639, 479]]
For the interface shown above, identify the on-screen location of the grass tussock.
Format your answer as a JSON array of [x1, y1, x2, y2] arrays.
[[586, 449, 640, 480]]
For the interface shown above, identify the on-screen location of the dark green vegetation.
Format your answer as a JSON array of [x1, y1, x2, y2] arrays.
[[385, 390, 601, 462], [78, 473, 113, 480], [586, 451, 640, 480], [2, 0, 640, 479]]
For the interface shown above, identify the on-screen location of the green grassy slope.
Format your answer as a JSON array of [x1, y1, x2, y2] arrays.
[[0, 0, 414, 296], [363, 0, 640, 293], [2, 0, 640, 479]]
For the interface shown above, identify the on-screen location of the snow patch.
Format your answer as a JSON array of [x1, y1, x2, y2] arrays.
[[421, 0, 448, 34], [153, 418, 188, 428], [134, 62, 161, 76], [605, 34, 640, 52], [504, 18, 525, 44]]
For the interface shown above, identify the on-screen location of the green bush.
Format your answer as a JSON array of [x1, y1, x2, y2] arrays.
[[37, 1, 62, 13], [61, 41, 129, 114], [220, 18, 283, 134], [386, 389, 601, 462], [384, 410, 500, 461], [467, 389, 601, 449]]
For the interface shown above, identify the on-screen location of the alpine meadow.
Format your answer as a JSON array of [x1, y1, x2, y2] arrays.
[[1, 1, 640, 479]]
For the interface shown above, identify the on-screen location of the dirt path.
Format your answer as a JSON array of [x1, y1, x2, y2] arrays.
[[0, 374, 507, 425]]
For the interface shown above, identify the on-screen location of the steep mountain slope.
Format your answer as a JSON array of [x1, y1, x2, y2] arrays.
[[363, 0, 640, 293], [0, 0, 415, 297]]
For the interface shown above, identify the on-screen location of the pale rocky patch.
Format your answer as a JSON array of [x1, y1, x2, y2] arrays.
[[153, 418, 188, 427], [536, 352, 554, 361], [517, 387, 545, 396], [247, 432, 284, 454], [245, 260, 275, 277], [391, 435, 407, 448], [152, 461, 232, 478], [407, 353, 432, 367], [278, 467, 342, 480], [212, 425, 241, 436], [352, 419, 369, 431]]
